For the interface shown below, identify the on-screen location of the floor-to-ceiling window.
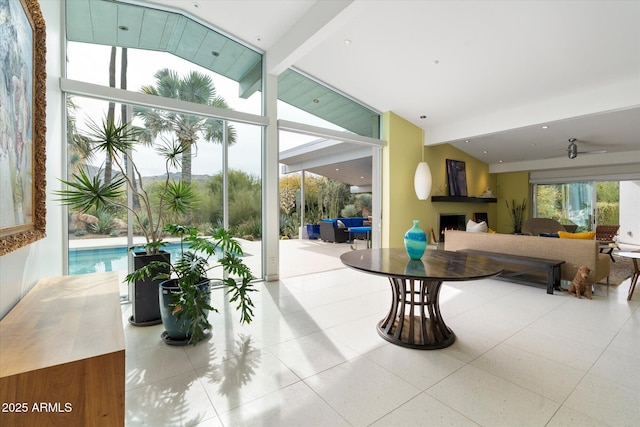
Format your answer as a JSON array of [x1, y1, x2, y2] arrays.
[[533, 181, 619, 231], [64, 1, 265, 299]]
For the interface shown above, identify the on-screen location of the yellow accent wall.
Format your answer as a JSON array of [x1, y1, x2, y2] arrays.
[[494, 171, 531, 233], [381, 112, 426, 248], [382, 112, 511, 245], [423, 144, 497, 240]]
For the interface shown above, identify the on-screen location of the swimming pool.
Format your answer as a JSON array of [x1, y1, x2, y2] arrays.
[[69, 243, 191, 275]]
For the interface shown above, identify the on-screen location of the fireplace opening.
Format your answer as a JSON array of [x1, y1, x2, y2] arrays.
[[438, 214, 466, 242]]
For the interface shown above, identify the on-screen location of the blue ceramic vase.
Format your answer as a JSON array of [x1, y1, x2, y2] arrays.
[[404, 220, 427, 260]]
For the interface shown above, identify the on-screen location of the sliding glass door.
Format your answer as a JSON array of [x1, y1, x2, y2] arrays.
[[534, 182, 596, 232]]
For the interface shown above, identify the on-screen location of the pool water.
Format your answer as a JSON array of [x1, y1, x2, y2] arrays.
[[69, 243, 189, 275]]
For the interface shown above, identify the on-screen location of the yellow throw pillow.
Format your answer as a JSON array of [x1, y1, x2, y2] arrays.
[[557, 231, 596, 239], [487, 228, 497, 234]]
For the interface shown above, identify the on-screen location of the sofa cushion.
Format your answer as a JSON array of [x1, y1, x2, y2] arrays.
[[539, 232, 560, 238], [558, 231, 596, 239]]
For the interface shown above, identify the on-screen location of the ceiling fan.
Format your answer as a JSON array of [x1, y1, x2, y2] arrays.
[[551, 138, 608, 159]]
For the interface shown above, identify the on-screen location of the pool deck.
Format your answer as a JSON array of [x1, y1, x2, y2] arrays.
[[68, 236, 354, 280]]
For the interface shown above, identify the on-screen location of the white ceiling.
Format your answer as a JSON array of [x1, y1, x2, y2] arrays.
[[146, 0, 640, 179]]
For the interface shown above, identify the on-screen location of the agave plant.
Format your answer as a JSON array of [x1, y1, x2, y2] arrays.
[[56, 117, 197, 254]]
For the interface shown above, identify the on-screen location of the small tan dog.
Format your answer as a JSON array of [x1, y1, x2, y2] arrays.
[[568, 266, 592, 299]]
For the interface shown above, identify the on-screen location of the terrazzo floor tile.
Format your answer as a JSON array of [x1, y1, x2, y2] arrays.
[[426, 365, 559, 426]]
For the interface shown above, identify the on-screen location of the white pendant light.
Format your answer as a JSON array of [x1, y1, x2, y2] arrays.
[[414, 128, 432, 200]]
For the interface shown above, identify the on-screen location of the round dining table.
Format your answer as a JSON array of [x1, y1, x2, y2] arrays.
[[340, 248, 503, 350]]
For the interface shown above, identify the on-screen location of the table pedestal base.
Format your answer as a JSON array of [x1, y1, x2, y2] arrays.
[[378, 278, 455, 349]]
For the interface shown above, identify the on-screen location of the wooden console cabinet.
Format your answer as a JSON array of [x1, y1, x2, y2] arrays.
[[0, 272, 125, 426]]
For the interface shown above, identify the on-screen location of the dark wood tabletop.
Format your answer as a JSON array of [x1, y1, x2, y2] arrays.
[[340, 248, 503, 282]]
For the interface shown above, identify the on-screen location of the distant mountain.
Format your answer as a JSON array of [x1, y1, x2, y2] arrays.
[[140, 173, 213, 184]]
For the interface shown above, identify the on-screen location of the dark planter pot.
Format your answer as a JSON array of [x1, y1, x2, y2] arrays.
[[306, 224, 320, 239], [159, 278, 211, 346], [128, 251, 170, 326]]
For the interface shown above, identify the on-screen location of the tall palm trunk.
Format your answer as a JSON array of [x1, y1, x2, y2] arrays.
[[119, 48, 140, 209], [181, 140, 192, 185], [104, 46, 117, 184]]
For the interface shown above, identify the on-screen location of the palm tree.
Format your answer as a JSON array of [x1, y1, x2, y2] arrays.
[[66, 97, 93, 174], [134, 68, 236, 185]]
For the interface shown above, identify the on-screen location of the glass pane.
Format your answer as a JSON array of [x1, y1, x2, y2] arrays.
[[596, 181, 620, 226], [66, 96, 131, 299], [228, 123, 263, 278], [534, 182, 595, 231]]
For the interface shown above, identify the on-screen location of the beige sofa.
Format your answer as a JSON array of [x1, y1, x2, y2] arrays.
[[444, 230, 610, 284]]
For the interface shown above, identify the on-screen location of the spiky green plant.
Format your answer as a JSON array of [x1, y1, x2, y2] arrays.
[[56, 117, 197, 254]]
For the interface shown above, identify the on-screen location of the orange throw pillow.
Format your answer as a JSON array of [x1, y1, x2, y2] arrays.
[[557, 231, 596, 239]]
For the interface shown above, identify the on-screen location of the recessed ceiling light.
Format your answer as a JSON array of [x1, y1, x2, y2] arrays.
[[344, 39, 352, 45], [483, 150, 488, 154], [542, 125, 549, 129], [193, 2, 200, 8], [419, 115, 427, 119], [313, 99, 320, 103], [465, 140, 470, 143], [360, 176, 364, 179], [499, 160, 503, 163], [433, 60, 440, 65], [211, 51, 219, 57], [256, 36, 263, 42], [531, 143, 536, 147], [335, 168, 340, 171], [118, 25, 129, 31]]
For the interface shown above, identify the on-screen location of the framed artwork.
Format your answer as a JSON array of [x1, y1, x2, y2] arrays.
[[446, 159, 467, 197], [0, 0, 47, 256]]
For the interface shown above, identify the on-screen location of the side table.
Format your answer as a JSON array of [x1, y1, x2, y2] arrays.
[[616, 251, 640, 301]]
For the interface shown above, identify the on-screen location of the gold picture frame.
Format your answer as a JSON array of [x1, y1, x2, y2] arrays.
[[0, 0, 46, 256]]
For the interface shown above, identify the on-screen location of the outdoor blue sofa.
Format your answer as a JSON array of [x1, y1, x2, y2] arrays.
[[320, 218, 370, 243]]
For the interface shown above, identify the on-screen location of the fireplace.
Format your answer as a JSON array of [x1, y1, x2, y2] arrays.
[[438, 213, 466, 242]]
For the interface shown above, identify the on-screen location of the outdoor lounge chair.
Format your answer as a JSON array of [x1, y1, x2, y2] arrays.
[[320, 221, 350, 243], [596, 225, 620, 262]]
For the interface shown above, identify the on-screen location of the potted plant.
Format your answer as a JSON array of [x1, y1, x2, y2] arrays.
[[506, 198, 527, 234], [56, 117, 197, 325], [126, 224, 256, 346]]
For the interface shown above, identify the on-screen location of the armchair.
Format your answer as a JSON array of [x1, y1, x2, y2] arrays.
[[320, 221, 350, 243]]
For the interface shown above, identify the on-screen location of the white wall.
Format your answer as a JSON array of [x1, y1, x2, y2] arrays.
[[0, 1, 64, 318], [619, 180, 640, 251]]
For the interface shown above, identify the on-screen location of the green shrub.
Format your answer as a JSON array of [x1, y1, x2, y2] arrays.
[[235, 217, 262, 239], [340, 204, 358, 218], [90, 209, 114, 235]]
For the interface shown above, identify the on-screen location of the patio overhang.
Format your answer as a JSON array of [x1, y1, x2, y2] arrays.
[[279, 138, 373, 192]]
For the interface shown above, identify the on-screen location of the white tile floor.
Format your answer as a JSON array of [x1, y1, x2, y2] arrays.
[[123, 267, 640, 426]]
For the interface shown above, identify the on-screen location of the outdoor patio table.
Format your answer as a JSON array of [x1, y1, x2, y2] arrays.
[[340, 248, 503, 349]]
